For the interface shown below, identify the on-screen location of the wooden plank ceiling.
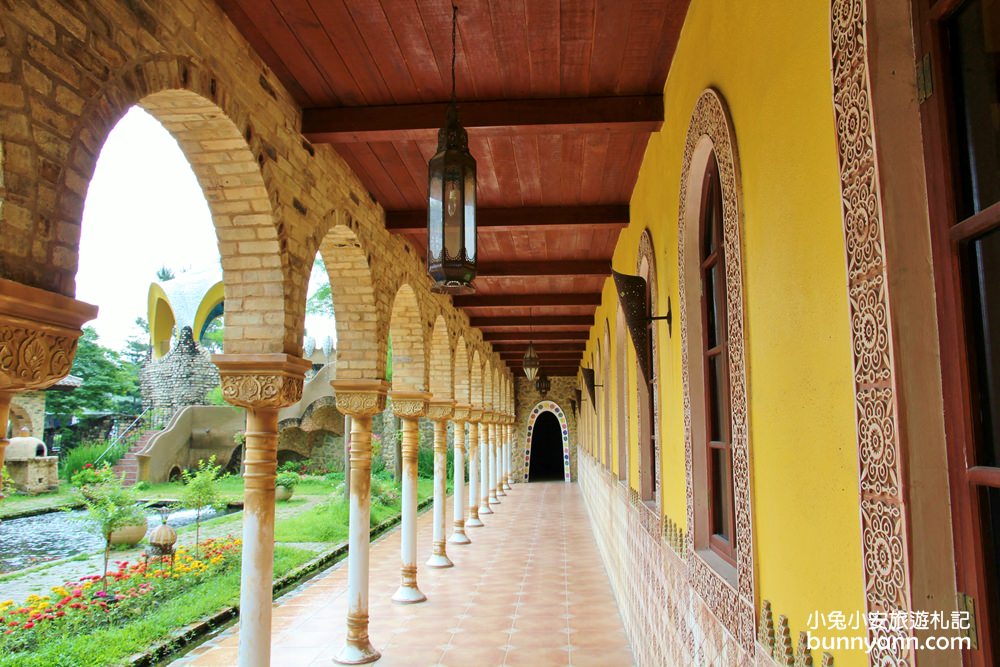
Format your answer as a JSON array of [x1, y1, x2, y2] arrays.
[[218, 0, 688, 376]]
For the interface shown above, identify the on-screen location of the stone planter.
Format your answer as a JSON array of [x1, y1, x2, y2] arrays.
[[275, 486, 294, 502], [109, 517, 149, 546]]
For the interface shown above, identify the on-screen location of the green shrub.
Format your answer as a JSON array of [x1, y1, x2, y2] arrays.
[[134, 480, 150, 491], [60, 441, 126, 480], [370, 476, 399, 506], [416, 446, 454, 480], [70, 463, 116, 488], [275, 471, 300, 489], [180, 457, 225, 557]]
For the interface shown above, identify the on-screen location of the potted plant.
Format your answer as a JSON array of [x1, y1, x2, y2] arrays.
[[275, 471, 300, 501]]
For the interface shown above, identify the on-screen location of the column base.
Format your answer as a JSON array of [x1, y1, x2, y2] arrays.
[[479, 503, 494, 515], [466, 515, 485, 527], [426, 553, 454, 568], [449, 530, 471, 544], [333, 640, 381, 665], [497, 487, 507, 497], [489, 494, 500, 504], [392, 585, 427, 604]]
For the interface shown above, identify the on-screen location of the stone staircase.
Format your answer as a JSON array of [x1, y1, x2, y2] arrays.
[[112, 432, 157, 486]]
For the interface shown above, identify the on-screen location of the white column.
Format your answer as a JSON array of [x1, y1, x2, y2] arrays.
[[237, 406, 281, 667], [391, 393, 428, 604], [426, 402, 453, 567], [467, 413, 484, 526], [479, 420, 493, 515], [488, 420, 500, 505], [449, 408, 471, 543], [504, 422, 513, 490]]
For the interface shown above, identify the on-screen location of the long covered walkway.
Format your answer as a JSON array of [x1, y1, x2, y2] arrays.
[[173, 482, 634, 667]]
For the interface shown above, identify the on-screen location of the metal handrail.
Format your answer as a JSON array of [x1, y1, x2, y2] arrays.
[[95, 407, 170, 464]]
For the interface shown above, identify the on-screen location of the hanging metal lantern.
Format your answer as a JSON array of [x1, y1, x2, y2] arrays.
[[535, 373, 550, 396], [522, 342, 540, 381], [427, 5, 476, 294]]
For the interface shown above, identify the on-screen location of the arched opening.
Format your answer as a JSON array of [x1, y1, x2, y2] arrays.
[[528, 412, 565, 481], [615, 305, 629, 482], [636, 230, 660, 506], [524, 401, 571, 483], [429, 315, 453, 400], [387, 284, 426, 392]]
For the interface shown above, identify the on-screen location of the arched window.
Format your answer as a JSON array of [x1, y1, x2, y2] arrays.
[[636, 231, 660, 506], [615, 306, 629, 482], [603, 324, 612, 471], [700, 152, 735, 564]]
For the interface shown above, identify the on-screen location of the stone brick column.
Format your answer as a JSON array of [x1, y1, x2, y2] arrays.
[[390, 391, 430, 603], [213, 354, 311, 667], [426, 400, 455, 568], [0, 280, 97, 498], [449, 404, 472, 544], [479, 416, 493, 515], [467, 408, 484, 526], [330, 380, 389, 665]]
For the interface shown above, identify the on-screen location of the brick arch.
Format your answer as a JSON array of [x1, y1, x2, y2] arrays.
[[387, 283, 426, 392], [470, 350, 483, 409], [313, 217, 380, 380], [429, 314, 453, 400], [7, 403, 34, 438], [455, 336, 470, 406], [8, 54, 291, 355], [482, 359, 494, 412]]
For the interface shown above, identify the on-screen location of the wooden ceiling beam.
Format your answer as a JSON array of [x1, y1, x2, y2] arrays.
[[471, 315, 592, 328], [483, 331, 588, 342], [494, 345, 585, 353], [477, 260, 610, 277], [302, 95, 663, 143], [385, 205, 628, 233], [453, 293, 602, 308]]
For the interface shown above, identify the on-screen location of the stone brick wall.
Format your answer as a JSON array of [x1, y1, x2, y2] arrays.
[[10, 391, 45, 438], [0, 0, 514, 407], [514, 377, 580, 482], [140, 327, 218, 411]]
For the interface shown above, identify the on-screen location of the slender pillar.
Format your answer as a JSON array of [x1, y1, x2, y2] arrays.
[[467, 409, 484, 526], [391, 392, 430, 603], [488, 418, 500, 505], [426, 400, 454, 567], [503, 420, 513, 490], [215, 354, 311, 667], [0, 391, 12, 499], [343, 414, 352, 498], [330, 379, 389, 665], [479, 418, 493, 515], [449, 405, 471, 543], [496, 417, 507, 497]]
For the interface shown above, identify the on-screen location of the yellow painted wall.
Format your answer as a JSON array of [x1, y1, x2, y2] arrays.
[[586, 0, 867, 662]]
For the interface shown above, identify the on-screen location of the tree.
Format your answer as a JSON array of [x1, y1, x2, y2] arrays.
[[46, 327, 141, 416], [179, 456, 225, 557], [156, 266, 175, 281], [121, 317, 151, 366], [78, 475, 146, 592], [306, 257, 334, 317], [200, 315, 224, 354]]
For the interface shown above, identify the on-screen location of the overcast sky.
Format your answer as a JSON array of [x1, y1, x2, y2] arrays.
[[77, 106, 334, 353]]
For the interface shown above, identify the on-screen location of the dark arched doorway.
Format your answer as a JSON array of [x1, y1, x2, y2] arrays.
[[528, 412, 565, 481]]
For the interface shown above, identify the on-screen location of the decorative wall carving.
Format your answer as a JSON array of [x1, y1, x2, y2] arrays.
[[676, 88, 756, 652], [830, 1, 913, 663], [426, 400, 455, 421], [220, 374, 302, 409], [390, 392, 430, 419]]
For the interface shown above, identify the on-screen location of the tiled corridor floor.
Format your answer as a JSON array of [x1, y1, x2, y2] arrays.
[[173, 481, 635, 666]]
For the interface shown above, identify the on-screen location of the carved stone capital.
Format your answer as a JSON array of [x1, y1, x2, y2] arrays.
[[452, 403, 471, 422], [426, 399, 455, 421], [331, 379, 390, 417], [212, 354, 311, 409], [0, 280, 98, 391], [389, 390, 430, 419], [468, 407, 483, 423]]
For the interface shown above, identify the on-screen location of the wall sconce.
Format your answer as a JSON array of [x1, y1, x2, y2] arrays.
[[581, 367, 602, 413], [535, 373, 551, 397], [612, 269, 672, 386]]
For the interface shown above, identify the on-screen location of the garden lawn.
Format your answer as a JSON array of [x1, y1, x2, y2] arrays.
[[275, 476, 433, 543], [0, 484, 79, 519], [0, 544, 313, 667]]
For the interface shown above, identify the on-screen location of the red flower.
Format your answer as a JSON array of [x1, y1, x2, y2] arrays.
[[23, 622, 34, 629]]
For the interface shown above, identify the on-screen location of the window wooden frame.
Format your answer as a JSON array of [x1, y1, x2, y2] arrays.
[[699, 152, 736, 566], [915, 0, 1000, 662]]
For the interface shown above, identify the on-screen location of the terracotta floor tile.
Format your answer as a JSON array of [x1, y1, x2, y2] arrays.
[[172, 483, 635, 667]]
